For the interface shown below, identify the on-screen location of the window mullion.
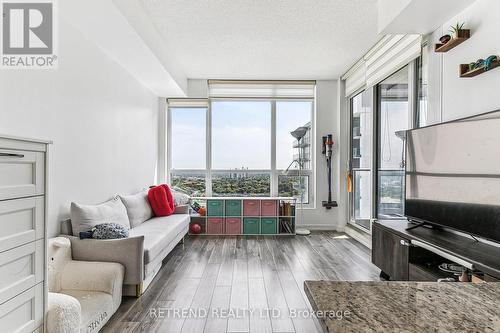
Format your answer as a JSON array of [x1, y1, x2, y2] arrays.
[[206, 103, 212, 196], [166, 105, 172, 184], [271, 100, 277, 196]]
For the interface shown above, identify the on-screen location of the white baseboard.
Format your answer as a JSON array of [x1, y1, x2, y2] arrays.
[[345, 224, 371, 249], [299, 224, 344, 232]]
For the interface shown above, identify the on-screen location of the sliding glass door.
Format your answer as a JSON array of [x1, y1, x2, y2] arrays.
[[376, 66, 411, 219], [349, 89, 373, 230], [348, 61, 419, 230]]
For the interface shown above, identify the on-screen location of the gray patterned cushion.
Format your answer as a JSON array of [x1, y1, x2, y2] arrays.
[[92, 223, 129, 239], [172, 190, 190, 206]]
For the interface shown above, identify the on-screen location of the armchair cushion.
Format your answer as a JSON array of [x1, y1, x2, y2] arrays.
[[62, 290, 114, 333], [61, 261, 124, 301], [46, 292, 81, 333]]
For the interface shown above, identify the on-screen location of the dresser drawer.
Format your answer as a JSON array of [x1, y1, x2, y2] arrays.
[[0, 196, 44, 253], [0, 149, 45, 201], [0, 240, 44, 304], [0, 282, 44, 333]]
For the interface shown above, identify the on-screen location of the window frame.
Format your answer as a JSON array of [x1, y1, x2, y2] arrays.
[[167, 98, 315, 207], [348, 88, 375, 230]]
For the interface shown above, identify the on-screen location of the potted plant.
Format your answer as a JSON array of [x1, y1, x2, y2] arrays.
[[449, 22, 469, 39]]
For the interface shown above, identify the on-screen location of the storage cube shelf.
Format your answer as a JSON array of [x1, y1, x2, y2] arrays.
[[189, 197, 296, 236]]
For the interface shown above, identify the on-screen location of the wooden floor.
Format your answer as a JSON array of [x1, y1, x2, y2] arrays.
[[102, 232, 381, 333]]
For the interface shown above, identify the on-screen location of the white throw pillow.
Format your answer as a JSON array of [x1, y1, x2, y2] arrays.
[[70, 197, 130, 236], [119, 191, 153, 228], [172, 190, 190, 206]]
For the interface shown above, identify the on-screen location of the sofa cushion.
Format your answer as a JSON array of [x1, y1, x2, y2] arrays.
[[128, 214, 189, 264], [119, 191, 153, 228], [148, 185, 175, 217], [70, 197, 130, 236], [172, 190, 190, 206], [92, 223, 129, 239]]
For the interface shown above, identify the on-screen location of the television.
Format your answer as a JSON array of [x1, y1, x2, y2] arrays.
[[405, 109, 500, 243]]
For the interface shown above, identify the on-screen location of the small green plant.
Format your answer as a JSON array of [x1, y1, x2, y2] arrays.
[[449, 22, 465, 36]]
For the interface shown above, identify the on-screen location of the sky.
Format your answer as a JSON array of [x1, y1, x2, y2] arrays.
[[171, 101, 312, 170]]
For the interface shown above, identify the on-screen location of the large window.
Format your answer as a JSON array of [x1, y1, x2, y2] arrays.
[[169, 107, 207, 196], [168, 98, 314, 204], [276, 101, 313, 203], [212, 101, 271, 169]]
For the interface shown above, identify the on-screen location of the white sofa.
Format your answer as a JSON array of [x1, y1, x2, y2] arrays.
[[47, 237, 124, 333], [61, 197, 190, 297]]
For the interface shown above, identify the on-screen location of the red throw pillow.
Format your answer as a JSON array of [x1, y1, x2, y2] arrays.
[[148, 184, 175, 216]]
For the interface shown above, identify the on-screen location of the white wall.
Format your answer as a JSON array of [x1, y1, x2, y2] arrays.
[[426, 0, 500, 123], [0, 18, 160, 237], [301, 80, 344, 230]]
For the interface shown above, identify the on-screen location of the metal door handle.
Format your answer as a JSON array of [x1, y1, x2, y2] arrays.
[[0, 153, 25, 158], [400, 239, 412, 247]]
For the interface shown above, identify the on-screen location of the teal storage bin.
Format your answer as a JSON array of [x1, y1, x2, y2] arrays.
[[261, 218, 277, 234], [243, 218, 260, 234], [207, 200, 224, 216], [225, 200, 242, 216]]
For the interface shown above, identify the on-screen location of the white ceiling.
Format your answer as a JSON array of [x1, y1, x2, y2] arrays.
[[135, 0, 380, 80]]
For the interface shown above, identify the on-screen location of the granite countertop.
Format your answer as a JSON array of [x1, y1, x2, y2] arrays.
[[304, 281, 500, 333]]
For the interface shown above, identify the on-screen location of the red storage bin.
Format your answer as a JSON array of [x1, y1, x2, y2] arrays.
[[225, 218, 241, 235], [243, 199, 260, 216], [207, 218, 224, 234], [261, 200, 277, 216]]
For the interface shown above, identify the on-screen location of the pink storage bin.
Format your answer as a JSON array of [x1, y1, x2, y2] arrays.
[[261, 200, 277, 216], [207, 218, 224, 234], [225, 218, 241, 234], [243, 199, 260, 216]]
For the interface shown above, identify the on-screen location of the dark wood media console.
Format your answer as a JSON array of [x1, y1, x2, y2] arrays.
[[372, 220, 500, 282]]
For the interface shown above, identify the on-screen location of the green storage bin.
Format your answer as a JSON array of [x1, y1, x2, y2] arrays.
[[261, 218, 277, 234], [243, 218, 260, 234], [225, 200, 242, 216], [207, 200, 224, 216]]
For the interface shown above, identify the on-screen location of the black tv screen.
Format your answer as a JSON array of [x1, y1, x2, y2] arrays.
[[405, 110, 500, 243]]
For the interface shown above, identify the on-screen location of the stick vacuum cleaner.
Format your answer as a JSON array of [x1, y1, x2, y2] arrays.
[[322, 134, 338, 209]]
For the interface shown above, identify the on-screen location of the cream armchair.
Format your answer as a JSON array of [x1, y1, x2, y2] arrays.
[[46, 237, 124, 333]]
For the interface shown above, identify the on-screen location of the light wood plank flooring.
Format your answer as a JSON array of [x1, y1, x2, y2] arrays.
[[102, 232, 381, 333]]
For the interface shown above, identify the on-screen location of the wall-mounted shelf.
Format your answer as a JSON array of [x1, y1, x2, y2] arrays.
[[434, 30, 470, 53], [459, 61, 500, 78]]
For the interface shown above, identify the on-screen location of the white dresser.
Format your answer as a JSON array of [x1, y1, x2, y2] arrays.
[[0, 135, 51, 333]]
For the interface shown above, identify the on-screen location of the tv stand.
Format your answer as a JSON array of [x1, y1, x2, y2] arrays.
[[372, 219, 500, 282]]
